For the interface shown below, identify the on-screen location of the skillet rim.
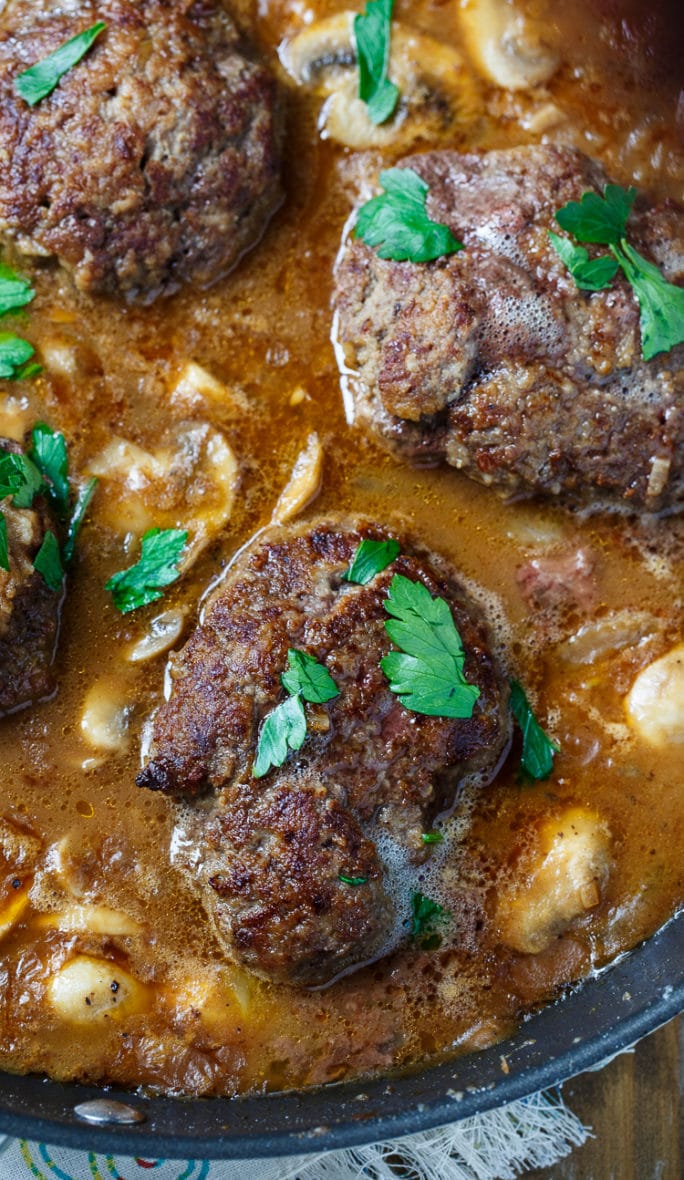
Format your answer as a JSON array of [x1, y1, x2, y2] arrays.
[[0, 908, 681, 1160]]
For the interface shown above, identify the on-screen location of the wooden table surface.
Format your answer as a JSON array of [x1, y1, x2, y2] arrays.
[[528, 1015, 683, 1180]]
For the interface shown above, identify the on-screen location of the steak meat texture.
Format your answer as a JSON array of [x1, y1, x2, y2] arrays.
[[333, 145, 684, 510], [0, 439, 61, 715], [138, 518, 510, 986], [0, 0, 283, 301]]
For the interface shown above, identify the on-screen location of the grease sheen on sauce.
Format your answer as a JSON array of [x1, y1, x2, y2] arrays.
[[0, 0, 681, 1095]]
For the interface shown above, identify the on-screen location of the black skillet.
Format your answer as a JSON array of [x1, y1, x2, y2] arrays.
[[0, 908, 680, 1159]]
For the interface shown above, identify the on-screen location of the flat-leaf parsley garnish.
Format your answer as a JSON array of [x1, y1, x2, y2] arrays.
[[105, 528, 187, 614], [63, 477, 98, 565], [550, 183, 684, 360], [281, 648, 340, 703], [381, 574, 480, 718], [33, 530, 64, 591], [0, 449, 43, 508], [342, 536, 400, 584], [509, 679, 559, 781], [354, 0, 399, 126], [355, 168, 463, 263], [0, 264, 35, 317], [15, 22, 107, 107], [29, 422, 69, 513], [410, 890, 449, 949], [252, 694, 307, 780], [0, 333, 38, 381], [547, 233, 619, 292], [254, 650, 339, 778]]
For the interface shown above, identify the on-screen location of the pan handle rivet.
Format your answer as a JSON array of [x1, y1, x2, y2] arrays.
[[74, 1099, 147, 1126]]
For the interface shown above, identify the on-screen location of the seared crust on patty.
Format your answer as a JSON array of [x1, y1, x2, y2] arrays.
[[0, 439, 61, 715], [333, 145, 684, 509], [0, 0, 283, 301], [138, 517, 511, 985]]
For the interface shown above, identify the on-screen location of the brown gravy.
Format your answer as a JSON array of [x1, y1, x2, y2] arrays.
[[0, 0, 681, 1095]]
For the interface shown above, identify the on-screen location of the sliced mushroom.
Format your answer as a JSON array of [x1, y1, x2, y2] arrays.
[[47, 955, 149, 1023], [170, 361, 249, 417], [280, 14, 481, 150], [126, 608, 187, 664], [496, 807, 612, 954], [272, 433, 323, 524], [624, 643, 684, 748], [459, 0, 559, 90], [35, 904, 142, 936], [165, 965, 254, 1033], [86, 422, 239, 568], [80, 680, 133, 756]]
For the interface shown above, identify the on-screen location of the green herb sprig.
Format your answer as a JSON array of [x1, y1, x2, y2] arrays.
[[0, 265, 35, 317], [410, 890, 449, 949], [15, 22, 107, 107], [381, 574, 480, 718], [550, 184, 684, 360], [33, 530, 63, 591], [354, 0, 399, 125], [509, 679, 559, 781], [355, 168, 463, 263], [342, 536, 400, 585], [105, 528, 187, 614], [253, 648, 340, 778], [339, 873, 368, 886]]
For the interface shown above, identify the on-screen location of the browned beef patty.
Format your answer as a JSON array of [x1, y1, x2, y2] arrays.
[[333, 145, 684, 510], [138, 518, 511, 986], [0, 440, 61, 715], [0, 0, 283, 301]]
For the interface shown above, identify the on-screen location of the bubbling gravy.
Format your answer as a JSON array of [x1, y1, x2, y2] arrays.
[[0, 0, 682, 1095]]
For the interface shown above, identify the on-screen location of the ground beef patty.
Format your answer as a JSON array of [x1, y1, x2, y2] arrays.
[[0, 0, 283, 301], [138, 518, 510, 986], [333, 145, 684, 510], [0, 440, 61, 715]]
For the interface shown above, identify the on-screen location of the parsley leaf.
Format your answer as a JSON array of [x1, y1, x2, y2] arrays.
[[0, 265, 35, 317], [281, 648, 339, 703], [15, 22, 107, 107], [410, 891, 449, 949], [105, 527, 187, 614], [421, 831, 443, 845], [33, 530, 63, 591], [381, 574, 480, 718], [339, 873, 368, 886], [548, 231, 619, 292], [252, 693, 307, 779], [0, 450, 43, 508], [555, 183, 636, 245], [509, 679, 559, 781], [0, 334, 37, 380], [614, 240, 684, 362], [355, 168, 463, 263], [354, 0, 399, 125], [63, 477, 97, 564], [29, 422, 69, 513], [0, 512, 8, 572], [552, 184, 684, 359], [342, 537, 400, 584]]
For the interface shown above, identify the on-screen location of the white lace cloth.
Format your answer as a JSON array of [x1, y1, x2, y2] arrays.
[[0, 1088, 590, 1180]]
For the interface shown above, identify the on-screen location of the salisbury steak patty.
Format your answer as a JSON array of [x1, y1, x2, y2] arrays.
[[0, 440, 61, 715], [333, 145, 684, 509], [138, 518, 510, 985], [0, 0, 283, 301]]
